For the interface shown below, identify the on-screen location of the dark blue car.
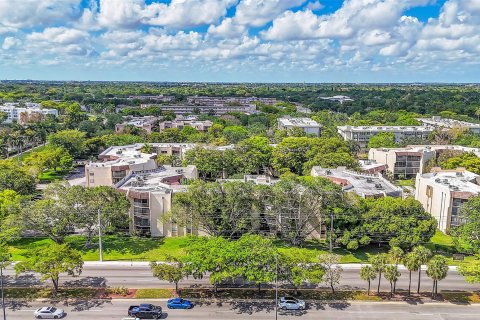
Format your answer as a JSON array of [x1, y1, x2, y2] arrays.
[[167, 298, 193, 309]]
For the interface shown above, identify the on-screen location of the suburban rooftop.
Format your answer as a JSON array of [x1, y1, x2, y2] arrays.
[[418, 168, 480, 193]]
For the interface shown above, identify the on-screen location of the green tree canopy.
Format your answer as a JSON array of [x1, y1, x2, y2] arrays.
[[48, 129, 86, 158], [368, 132, 397, 148]]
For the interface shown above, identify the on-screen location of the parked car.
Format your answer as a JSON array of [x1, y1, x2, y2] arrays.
[[128, 304, 162, 319], [34, 306, 65, 319], [278, 296, 306, 310], [167, 298, 193, 309]]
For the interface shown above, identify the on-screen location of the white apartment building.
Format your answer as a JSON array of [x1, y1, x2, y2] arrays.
[[415, 168, 480, 233], [417, 116, 480, 134], [140, 104, 257, 115], [116, 165, 199, 237], [337, 125, 434, 149], [130, 95, 175, 102], [159, 119, 213, 132], [115, 116, 158, 134], [187, 96, 277, 105], [278, 117, 322, 136], [311, 166, 402, 198], [320, 95, 354, 104], [0, 103, 58, 124]]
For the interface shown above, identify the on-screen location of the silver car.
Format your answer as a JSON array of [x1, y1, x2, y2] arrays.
[[34, 306, 65, 319], [278, 296, 306, 310]]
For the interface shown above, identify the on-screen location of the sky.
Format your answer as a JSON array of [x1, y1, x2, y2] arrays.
[[0, 0, 479, 83]]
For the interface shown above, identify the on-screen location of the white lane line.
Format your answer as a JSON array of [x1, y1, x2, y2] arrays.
[[87, 309, 103, 312]]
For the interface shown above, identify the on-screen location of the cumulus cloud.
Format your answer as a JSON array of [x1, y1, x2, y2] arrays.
[[2, 37, 21, 50]]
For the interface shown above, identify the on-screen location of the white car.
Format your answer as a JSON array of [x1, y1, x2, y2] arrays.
[[34, 306, 65, 319], [278, 296, 306, 310]]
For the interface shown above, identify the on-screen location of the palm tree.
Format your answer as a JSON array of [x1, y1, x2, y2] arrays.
[[371, 253, 388, 294], [360, 265, 376, 296], [388, 246, 404, 293], [426, 255, 448, 298], [413, 246, 432, 294], [384, 265, 401, 297], [475, 107, 480, 121], [404, 251, 421, 295]]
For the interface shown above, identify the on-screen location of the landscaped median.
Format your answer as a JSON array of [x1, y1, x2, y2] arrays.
[[4, 287, 479, 304]]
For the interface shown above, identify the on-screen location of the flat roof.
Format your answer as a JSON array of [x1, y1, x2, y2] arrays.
[[312, 166, 402, 197], [338, 125, 434, 132], [419, 170, 480, 193], [278, 117, 321, 128], [88, 148, 155, 167], [417, 117, 480, 129]]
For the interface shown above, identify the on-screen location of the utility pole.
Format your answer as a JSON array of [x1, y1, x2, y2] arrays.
[[1, 257, 6, 320], [329, 213, 334, 253], [275, 254, 278, 320], [98, 209, 103, 262]]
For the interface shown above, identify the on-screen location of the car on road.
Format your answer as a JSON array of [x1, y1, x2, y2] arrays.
[[278, 296, 306, 310], [128, 304, 162, 319], [34, 306, 65, 319], [167, 298, 193, 309]]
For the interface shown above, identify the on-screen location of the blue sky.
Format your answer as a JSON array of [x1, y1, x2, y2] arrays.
[[0, 0, 479, 82]]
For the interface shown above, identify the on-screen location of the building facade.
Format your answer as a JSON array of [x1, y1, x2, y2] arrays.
[[415, 168, 480, 233], [417, 116, 480, 134], [277, 117, 322, 136], [0, 103, 58, 124], [159, 119, 213, 132], [115, 116, 158, 134]]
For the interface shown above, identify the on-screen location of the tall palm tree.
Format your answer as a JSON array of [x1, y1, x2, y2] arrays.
[[413, 246, 432, 294], [389, 246, 404, 292], [360, 265, 376, 296], [404, 251, 421, 295], [426, 255, 448, 298], [371, 253, 388, 294], [384, 265, 401, 297]]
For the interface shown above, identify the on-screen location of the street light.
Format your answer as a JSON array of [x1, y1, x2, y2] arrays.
[[275, 253, 278, 320], [98, 209, 103, 262], [1, 254, 10, 320]]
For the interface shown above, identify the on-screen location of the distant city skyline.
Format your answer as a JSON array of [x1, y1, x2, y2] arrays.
[[0, 0, 479, 82]]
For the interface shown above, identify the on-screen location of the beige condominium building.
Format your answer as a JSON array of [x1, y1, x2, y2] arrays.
[[159, 119, 213, 132], [337, 125, 434, 149], [417, 116, 480, 134], [116, 165, 199, 237], [115, 116, 158, 134], [415, 168, 480, 233]]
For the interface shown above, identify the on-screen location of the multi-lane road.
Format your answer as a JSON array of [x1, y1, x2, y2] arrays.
[[2, 262, 479, 292], [4, 300, 480, 319]]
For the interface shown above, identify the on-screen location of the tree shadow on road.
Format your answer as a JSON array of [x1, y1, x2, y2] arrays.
[[5, 273, 42, 286], [5, 299, 31, 311], [53, 298, 113, 312], [228, 301, 276, 315], [63, 276, 107, 287]]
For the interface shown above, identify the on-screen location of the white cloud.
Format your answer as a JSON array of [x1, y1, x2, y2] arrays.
[[207, 18, 247, 38], [234, 0, 307, 27], [2, 37, 21, 50], [0, 0, 82, 29]]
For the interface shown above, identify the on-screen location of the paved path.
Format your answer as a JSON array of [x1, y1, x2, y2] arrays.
[[3, 263, 479, 292], [4, 300, 480, 319]]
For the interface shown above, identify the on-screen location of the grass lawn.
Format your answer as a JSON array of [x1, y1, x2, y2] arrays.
[[38, 168, 71, 182], [396, 179, 416, 187], [8, 230, 473, 265], [12, 145, 47, 161]]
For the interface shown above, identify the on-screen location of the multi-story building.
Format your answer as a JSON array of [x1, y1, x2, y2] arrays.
[[186, 96, 277, 105], [320, 95, 354, 104], [415, 168, 480, 233], [115, 116, 158, 134], [140, 104, 257, 115], [337, 125, 434, 149], [277, 117, 322, 136], [358, 160, 387, 175], [0, 103, 58, 124], [417, 116, 480, 134], [159, 119, 213, 132], [130, 95, 175, 102], [311, 166, 402, 198], [116, 165, 199, 237]]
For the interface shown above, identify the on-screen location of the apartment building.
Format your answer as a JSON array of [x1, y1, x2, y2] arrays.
[[130, 95, 175, 102], [115, 116, 158, 134], [159, 119, 213, 132], [116, 165, 199, 237], [311, 166, 402, 198], [337, 125, 434, 149], [320, 95, 354, 104], [417, 116, 480, 134], [277, 117, 322, 136], [415, 168, 480, 233], [187, 96, 277, 105], [140, 104, 257, 115], [358, 160, 387, 175], [0, 103, 58, 124]]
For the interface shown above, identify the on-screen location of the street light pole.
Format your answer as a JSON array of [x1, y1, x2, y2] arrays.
[[329, 213, 334, 253], [98, 209, 103, 262], [1, 257, 6, 320], [275, 254, 278, 320]]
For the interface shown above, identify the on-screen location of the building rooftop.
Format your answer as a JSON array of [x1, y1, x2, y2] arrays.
[[418, 168, 480, 193], [338, 125, 434, 132], [417, 116, 480, 129], [217, 175, 279, 186], [278, 117, 322, 128], [116, 165, 197, 192], [88, 148, 156, 168], [359, 160, 386, 171], [122, 116, 157, 126], [311, 166, 402, 197]]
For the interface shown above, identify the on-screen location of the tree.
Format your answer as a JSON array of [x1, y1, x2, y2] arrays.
[[413, 246, 432, 294], [442, 152, 480, 174], [458, 260, 480, 283], [236, 136, 273, 174], [15, 243, 83, 292], [368, 132, 397, 148], [0, 189, 22, 244], [223, 126, 249, 143], [404, 251, 422, 295], [150, 258, 185, 292], [24, 146, 73, 173], [0, 160, 36, 195], [452, 196, 480, 254], [319, 253, 342, 294], [384, 265, 401, 297], [389, 246, 403, 292], [183, 147, 226, 180], [426, 255, 448, 298], [360, 265, 376, 295], [278, 248, 323, 295], [371, 253, 388, 294], [48, 129, 86, 158]]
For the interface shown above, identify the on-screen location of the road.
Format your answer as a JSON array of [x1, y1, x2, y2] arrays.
[[3, 263, 479, 292], [4, 300, 480, 319]]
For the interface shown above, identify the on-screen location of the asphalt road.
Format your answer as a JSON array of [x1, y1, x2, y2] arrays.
[[3, 263, 479, 292], [4, 299, 480, 319]]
